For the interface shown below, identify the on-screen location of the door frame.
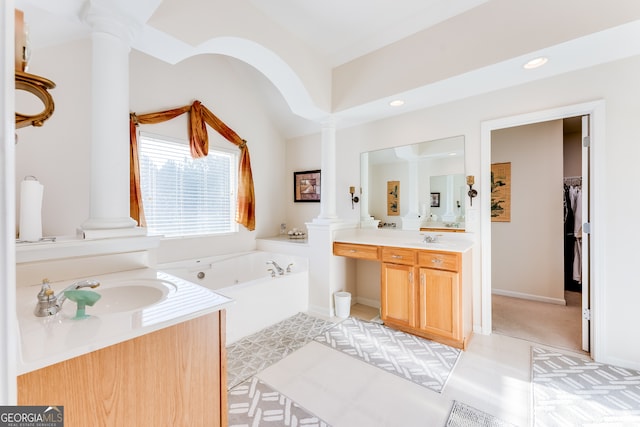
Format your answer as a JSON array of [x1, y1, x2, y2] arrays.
[[479, 100, 605, 361]]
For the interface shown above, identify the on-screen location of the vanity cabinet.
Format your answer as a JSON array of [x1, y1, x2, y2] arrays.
[[417, 251, 461, 341], [18, 311, 227, 427], [381, 246, 416, 327], [334, 241, 471, 349], [333, 242, 380, 260]]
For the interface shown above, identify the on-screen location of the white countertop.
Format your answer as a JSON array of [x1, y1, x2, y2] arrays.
[[334, 228, 474, 253], [16, 268, 233, 375]]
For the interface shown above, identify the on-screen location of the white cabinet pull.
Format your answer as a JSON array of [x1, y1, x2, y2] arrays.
[[349, 249, 357, 253], [431, 258, 443, 264], [392, 254, 403, 259]]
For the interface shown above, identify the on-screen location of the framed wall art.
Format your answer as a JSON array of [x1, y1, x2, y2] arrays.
[[294, 170, 321, 202], [387, 180, 399, 216], [491, 162, 511, 222], [430, 192, 440, 207]]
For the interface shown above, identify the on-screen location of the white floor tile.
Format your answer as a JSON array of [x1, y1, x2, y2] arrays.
[[258, 333, 532, 427]]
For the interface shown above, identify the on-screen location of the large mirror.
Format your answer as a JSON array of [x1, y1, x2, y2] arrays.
[[360, 135, 465, 231]]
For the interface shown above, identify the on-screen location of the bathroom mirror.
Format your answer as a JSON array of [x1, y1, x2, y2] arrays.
[[360, 135, 465, 230]]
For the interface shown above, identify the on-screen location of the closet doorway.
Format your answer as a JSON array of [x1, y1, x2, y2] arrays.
[[479, 101, 604, 358], [489, 116, 587, 353]]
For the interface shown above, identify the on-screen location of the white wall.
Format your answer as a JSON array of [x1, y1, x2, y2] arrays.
[[290, 55, 640, 369], [15, 40, 291, 264], [491, 121, 565, 303]]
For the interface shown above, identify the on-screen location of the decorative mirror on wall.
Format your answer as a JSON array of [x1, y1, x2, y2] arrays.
[[360, 135, 465, 230]]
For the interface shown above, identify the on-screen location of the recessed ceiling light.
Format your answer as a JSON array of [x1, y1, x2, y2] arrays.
[[523, 57, 548, 70], [389, 99, 405, 107]]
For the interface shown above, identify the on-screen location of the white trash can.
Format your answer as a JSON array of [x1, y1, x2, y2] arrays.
[[334, 291, 351, 318]]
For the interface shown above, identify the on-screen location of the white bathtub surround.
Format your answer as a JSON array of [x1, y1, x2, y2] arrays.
[[160, 251, 309, 344], [15, 268, 231, 374]]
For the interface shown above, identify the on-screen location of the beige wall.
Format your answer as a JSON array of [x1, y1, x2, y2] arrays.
[[15, 41, 290, 263], [288, 54, 640, 369], [564, 131, 582, 178], [491, 121, 565, 303]]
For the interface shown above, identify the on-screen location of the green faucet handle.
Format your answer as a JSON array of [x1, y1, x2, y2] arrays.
[[63, 290, 101, 320]]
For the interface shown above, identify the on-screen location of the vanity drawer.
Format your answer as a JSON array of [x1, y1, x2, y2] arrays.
[[381, 247, 416, 265], [333, 242, 380, 260], [418, 251, 460, 271]]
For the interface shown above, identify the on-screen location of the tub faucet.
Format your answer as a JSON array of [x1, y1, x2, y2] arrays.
[[34, 278, 101, 317], [266, 261, 284, 275]]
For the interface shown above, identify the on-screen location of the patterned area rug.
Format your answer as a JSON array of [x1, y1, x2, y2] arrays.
[[532, 346, 640, 426], [227, 312, 334, 389], [229, 376, 330, 427], [314, 317, 461, 393], [446, 400, 516, 427]]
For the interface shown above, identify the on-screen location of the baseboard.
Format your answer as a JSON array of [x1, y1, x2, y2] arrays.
[[355, 296, 380, 308], [492, 288, 566, 305], [308, 304, 332, 318]]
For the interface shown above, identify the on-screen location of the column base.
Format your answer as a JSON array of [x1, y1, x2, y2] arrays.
[[82, 216, 138, 230], [81, 216, 144, 240]]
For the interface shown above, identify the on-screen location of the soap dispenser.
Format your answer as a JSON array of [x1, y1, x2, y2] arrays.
[[34, 278, 58, 316]]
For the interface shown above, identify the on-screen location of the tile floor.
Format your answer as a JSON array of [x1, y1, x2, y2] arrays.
[[250, 307, 538, 427]]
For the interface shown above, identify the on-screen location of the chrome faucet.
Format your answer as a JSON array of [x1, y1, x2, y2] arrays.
[[34, 278, 101, 317], [266, 260, 284, 275], [423, 234, 440, 243]]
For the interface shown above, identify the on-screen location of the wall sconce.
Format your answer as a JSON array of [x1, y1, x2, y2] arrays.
[[467, 176, 477, 206], [349, 186, 360, 209]]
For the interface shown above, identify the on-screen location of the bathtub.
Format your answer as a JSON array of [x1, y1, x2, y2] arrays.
[[158, 251, 309, 344]]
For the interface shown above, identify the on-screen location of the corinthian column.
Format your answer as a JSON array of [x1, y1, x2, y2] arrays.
[[81, 2, 138, 231], [314, 117, 339, 222]]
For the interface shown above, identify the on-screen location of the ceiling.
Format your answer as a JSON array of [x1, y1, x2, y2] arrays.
[[14, 0, 640, 138]]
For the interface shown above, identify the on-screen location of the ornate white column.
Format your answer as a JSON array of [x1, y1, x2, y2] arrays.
[[441, 174, 457, 222], [314, 117, 339, 222], [81, 3, 138, 231], [401, 158, 422, 230]]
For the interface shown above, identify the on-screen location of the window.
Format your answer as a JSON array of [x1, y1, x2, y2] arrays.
[[138, 133, 238, 237]]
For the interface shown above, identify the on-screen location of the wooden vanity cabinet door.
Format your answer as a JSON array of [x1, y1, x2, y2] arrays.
[[18, 311, 226, 427], [418, 267, 461, 340], [381, 262, 417, 328]]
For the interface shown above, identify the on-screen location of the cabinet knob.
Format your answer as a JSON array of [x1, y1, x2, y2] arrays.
[[349, 249, 357, 253], [391, 254, 403, 259], [432, 258, 443, 264]]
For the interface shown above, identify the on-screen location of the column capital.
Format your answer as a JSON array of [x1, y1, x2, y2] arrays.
[[320, 116, 338, 129], [81, 0, 143, 43]]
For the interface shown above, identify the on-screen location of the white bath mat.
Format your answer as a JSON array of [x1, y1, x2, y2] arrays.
[[229, 376, 330, 427], [314, 317, 461, 393], [532, 346, 640, 426], [226, 312, 334, 389]]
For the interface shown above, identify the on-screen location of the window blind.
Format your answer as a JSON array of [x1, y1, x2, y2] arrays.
[[138, 134, 237, 237]]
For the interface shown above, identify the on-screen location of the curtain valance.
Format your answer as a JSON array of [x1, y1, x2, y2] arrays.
[[129, 100, 256, 231]]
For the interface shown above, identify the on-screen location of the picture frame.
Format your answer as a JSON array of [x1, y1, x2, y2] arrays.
[[430, 192, 440, 207], [387, 180, 400, 216], [294, 170, 321, 202], [491, 162, 511, 222]]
